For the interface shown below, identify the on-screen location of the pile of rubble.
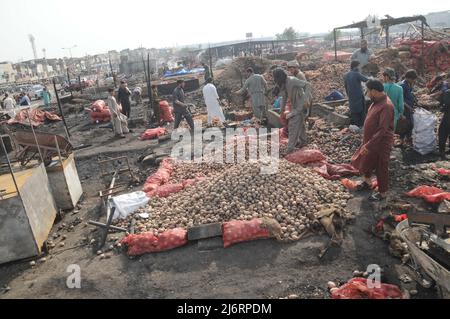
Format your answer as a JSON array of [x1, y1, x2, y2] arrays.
[[363, 40, 449, 79], [215, 57, 282, 105], [305, 63, 348, 101], [115, 160, 353, 241]]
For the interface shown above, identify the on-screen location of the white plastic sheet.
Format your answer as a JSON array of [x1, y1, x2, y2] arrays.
[[111, 191, 149, 220], [413, 107, 437, 155]]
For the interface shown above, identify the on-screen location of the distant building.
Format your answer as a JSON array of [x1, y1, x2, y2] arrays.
[[425, 10, 450, 28], [0, 62, 16, 83]]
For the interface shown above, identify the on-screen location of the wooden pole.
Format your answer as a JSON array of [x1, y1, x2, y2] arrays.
[[334, 29, 338, 61], [385, 26, 389, 48], [53, 78, 71, 139], [109, 53, 117, 88]]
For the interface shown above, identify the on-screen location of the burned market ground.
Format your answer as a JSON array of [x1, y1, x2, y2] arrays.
[[0, 192, 439, 299], [0, 86, 446, 299], [0, 138, 442, 299]]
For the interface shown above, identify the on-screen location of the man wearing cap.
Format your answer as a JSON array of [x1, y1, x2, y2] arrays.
[[351, 39, 373, 74], [234, 68, 268, 121], [118, 80, 132, 118], [287, 61, 306, 81], [288, 61, 313, 116], [382, 68, 404, 131], [273, 68, 312, 153], [172, 79, 194, 130]]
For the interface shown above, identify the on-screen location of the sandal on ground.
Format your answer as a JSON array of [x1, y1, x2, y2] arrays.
[[355, 181, 371, 192], [369, 192, 386, 202]]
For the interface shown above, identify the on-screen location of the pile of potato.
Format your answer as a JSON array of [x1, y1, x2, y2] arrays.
[[307, 124, 362, 164], [115, 160, 353, 241]]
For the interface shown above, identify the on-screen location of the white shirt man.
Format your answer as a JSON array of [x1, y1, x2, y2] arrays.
[[202, 79, 225, 125], [3, 95, 16, 118]]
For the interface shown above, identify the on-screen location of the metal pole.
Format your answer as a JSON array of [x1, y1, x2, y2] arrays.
[[0, 137, 20, 197], [53, 78, 71, 139], [421, 21, 425, 76], [109, 54, 117, 89], [360, 27, 364, 39], [78, 75, 83, 94], [54, 135, 63, 167], [334, 29, 337, 61], [24, 108, 45, 164], [209, 44, 214, 79], [147, 53, 153, 107], [385, 26, 389, 48], [66, 68, 73, 98]]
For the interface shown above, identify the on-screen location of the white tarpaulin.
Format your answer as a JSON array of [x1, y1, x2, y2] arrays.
[[111, 191, 149, 220]]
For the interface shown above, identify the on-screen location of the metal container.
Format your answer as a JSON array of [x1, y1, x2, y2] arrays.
[[0, 163, 57, 264]]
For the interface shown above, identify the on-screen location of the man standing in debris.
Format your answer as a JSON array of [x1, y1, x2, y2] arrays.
[[352, 79, 394, 202], [273, 68, 312, 153], [382, 68, 404, 131], [427, 75, 450, 158], [41, 86, 51, 109], [118, 80, 132, 118], [132, 86, 142, 105], [234, 68, 268, 121], [202, 77, 225, 125], [429, 75, 449, 104], [287, 60, 313, 116], [438, 89, 450, 159], [351, 39, 373, 73], [172, 79, 195, 131], [202, 63, 211, 82], [3, 93, 16, 118], [151, 85, 161, 124], [399, 69, 418, 146], [107, 88, 127, 138], [344, 60, 369, 128]]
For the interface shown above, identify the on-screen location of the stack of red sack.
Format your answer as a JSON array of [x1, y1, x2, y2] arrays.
[[399, 39, 450, 72], [90, 100, 111, 123], [159, 101, 174, 124]]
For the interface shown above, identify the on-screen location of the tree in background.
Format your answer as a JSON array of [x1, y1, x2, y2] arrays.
[[276, 27, 300, 41], [324, 30, 342, 41]]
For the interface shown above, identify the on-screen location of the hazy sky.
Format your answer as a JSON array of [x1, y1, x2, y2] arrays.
[[1, 0, 448, 62]]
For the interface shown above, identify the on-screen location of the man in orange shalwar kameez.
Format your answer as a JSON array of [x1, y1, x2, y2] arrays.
[[351, 79, 395, 201]]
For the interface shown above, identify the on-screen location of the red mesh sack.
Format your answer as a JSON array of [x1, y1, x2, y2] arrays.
[[148, 183, 184, 198], [437, 168, 450, 176], [331, 278, 403, 299], [407, 186, 450, 203], [285, 148, 326, 165], [121, 228, 188, 256], [91, 100, 106, 112], [141, 127, 167, 140], [222, 219, 271, 248], [160, 100, 174, 123]]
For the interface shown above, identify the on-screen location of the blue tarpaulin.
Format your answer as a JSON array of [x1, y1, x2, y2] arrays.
[[163, 68, 205, 78]]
